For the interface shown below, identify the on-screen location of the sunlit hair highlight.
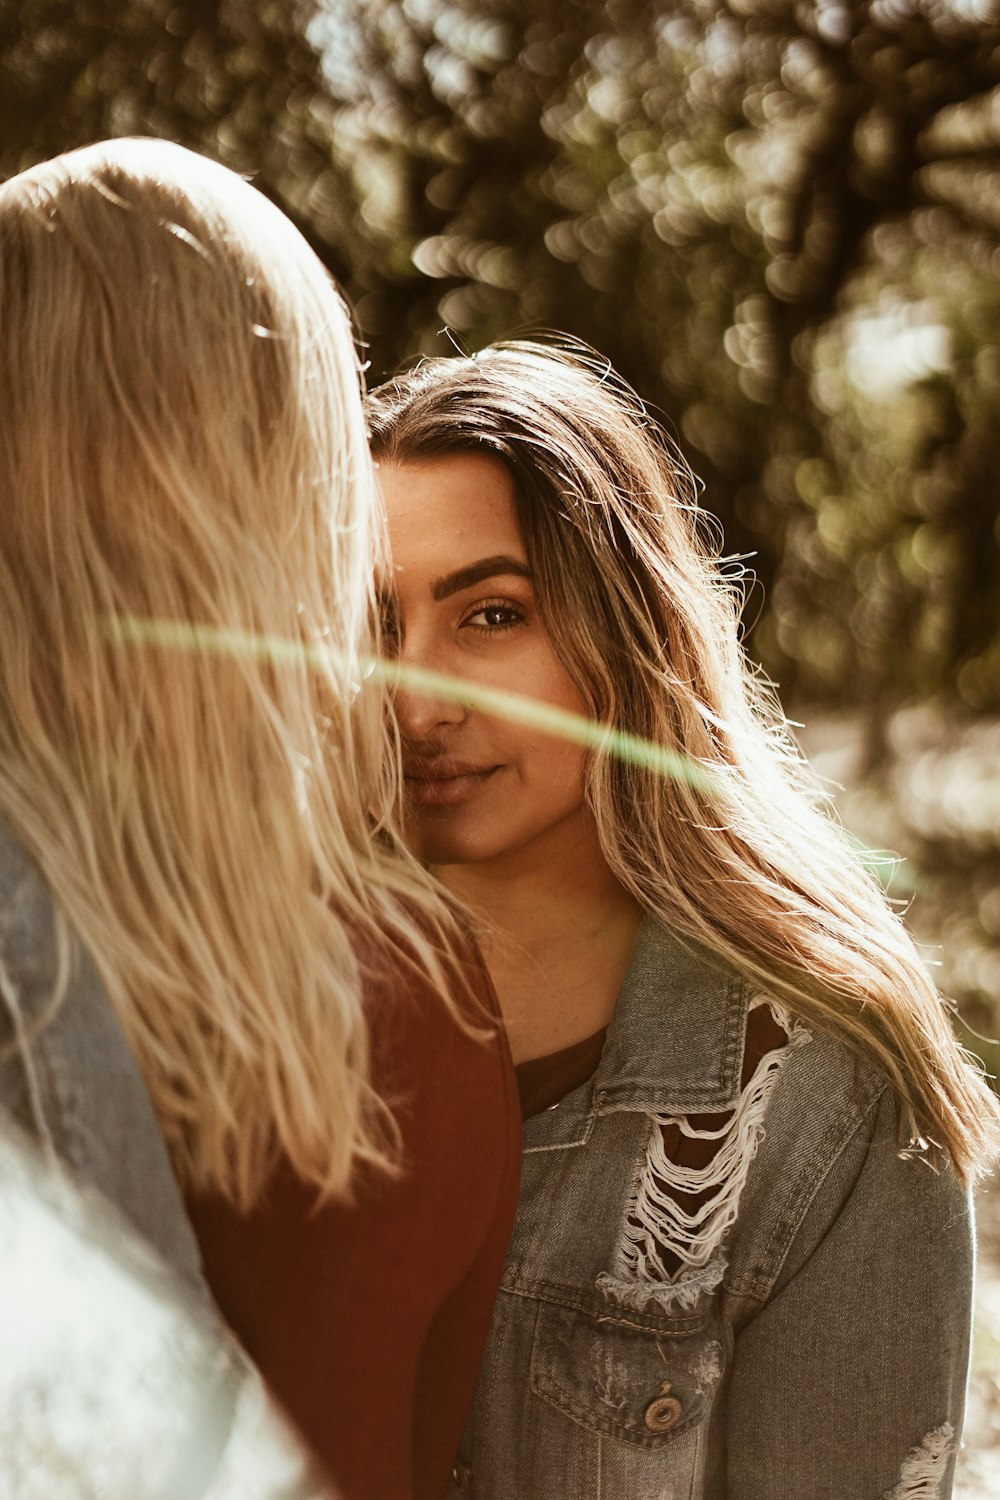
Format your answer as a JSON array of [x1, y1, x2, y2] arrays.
[[367, 339, 1000, 1184], [0, 138, 461, 1209]]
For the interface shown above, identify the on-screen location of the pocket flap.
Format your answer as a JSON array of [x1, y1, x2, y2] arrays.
[[530, 1299, 723, 1450]]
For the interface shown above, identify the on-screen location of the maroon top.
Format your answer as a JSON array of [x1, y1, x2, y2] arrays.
[[187, 945, 520, 1500]]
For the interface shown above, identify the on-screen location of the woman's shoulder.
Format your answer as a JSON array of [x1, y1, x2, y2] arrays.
[[615, 913, 922, 1157], [599, 915, 880, 1128], [724, 989, 972, 1308], [0, 818, 206, 1291], [611, 918, 970, 1303]]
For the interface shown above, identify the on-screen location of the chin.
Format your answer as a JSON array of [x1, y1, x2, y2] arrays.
[[416, 834, 500, 868], [406, 818, 508, 869]]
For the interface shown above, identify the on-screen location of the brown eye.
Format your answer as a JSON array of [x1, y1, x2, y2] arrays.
[[463, 602, 525, 632]]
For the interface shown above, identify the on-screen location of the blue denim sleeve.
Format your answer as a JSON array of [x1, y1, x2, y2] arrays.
[[724, 1084, 974, 1499], [0, 820, 208, 1295]]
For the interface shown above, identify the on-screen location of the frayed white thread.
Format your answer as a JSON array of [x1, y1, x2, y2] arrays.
[[593, 1345, 629, 1413], [883, 1424, 955, 1499], [0, 943, 57, 1168], [691, 1341, 724, 1397], [602, 999, 810, 1310], [597, 1260, 725, 1314]]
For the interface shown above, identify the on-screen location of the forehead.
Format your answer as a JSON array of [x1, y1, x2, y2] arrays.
[[378, 452, 525, 570]]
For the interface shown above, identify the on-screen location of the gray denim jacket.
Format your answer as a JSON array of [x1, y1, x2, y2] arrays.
[[0, 818, 205, 1294], [451, 918, 974, 1500], [0, 821, 341, 1498]]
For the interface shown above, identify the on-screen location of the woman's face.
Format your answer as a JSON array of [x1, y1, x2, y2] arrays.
[[379, 451, 592, 872]]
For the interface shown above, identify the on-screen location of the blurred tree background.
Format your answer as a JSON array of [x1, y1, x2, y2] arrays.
[[3, 6, 1000, 1485], [3, 0, 1000, 1053]]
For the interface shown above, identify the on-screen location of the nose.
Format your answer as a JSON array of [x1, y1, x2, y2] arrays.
[[395, 678, 467, 741], [393, 633, 468, 742]]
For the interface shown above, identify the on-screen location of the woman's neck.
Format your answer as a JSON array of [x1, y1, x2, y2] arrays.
[[435, 817, 643, 1063]]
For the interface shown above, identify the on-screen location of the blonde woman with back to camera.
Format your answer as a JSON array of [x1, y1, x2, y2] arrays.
[[0, 139, 519, 1500], [367, 341, 1000, 1500]]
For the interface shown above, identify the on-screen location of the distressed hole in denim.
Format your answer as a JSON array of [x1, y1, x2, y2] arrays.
[[600, 999, 810, 1313], [883, 1424, 955, 1500], [690, 1340, 724, 1397]]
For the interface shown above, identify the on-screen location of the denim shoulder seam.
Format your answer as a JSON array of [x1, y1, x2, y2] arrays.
[[724, 1070, 888, 1303], [720, 971, 751, 1090]]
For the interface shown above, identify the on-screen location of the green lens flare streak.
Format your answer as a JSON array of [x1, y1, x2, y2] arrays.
[[104, 615, 715, 788], [104, 615, 906, 888]]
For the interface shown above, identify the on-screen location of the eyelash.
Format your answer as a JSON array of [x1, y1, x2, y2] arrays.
[[461, 599, 526, 634]]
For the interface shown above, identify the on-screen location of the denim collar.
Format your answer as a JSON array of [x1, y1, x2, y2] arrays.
[[591, 916, 751, 1117]]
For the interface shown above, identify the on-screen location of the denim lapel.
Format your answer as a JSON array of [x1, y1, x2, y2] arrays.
[[592, 916, 751, 1116]]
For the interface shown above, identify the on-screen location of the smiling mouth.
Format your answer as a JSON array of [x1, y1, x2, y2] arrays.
[[403, 765, 501, 809]]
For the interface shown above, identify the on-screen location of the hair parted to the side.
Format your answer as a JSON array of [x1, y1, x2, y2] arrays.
[[367, 338, 1000, 1184], [0, 137, 467, 1210]]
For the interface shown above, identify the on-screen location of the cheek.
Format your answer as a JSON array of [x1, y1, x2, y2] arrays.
[[546, 649, 593, 723], [518, 733, 588, 796], [520, 643, 592, 719], [556, 745, 589, 795], [504, 659, 592, 789]]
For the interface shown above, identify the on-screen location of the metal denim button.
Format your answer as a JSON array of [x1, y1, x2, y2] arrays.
[[452, 1461, 474, 1493], [644, 1379, 683, 1433]]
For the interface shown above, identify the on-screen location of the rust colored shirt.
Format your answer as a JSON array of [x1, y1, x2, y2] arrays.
[[186, 946, 520, 1500]]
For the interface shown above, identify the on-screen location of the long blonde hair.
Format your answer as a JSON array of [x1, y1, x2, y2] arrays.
[[367, 340, 1000, 1184], [0, 138, 459, 1209]]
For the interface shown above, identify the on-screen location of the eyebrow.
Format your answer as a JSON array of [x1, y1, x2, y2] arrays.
[[431, 555, 533, 602]]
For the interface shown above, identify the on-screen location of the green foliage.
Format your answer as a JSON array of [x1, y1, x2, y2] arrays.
[[322, 0, 1000, 712], [0, 0, 347, 266], [2, 0, 1000, 710]]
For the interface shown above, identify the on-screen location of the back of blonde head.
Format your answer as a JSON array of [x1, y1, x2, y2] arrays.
[[0, 138, 451, 1208]]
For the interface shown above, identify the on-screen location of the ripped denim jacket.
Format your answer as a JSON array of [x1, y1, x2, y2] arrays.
[[450, 918, 974, 1500]]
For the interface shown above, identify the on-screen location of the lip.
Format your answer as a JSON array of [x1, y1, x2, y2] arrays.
[[403, 764, 501, 809]]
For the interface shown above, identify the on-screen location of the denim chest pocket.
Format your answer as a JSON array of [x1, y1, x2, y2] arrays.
[[529, 1295, 723, 1451]]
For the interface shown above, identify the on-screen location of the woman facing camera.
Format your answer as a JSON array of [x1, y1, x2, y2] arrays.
[[368, 341, 1000, 1500], [0, 140, 518, 1500]]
